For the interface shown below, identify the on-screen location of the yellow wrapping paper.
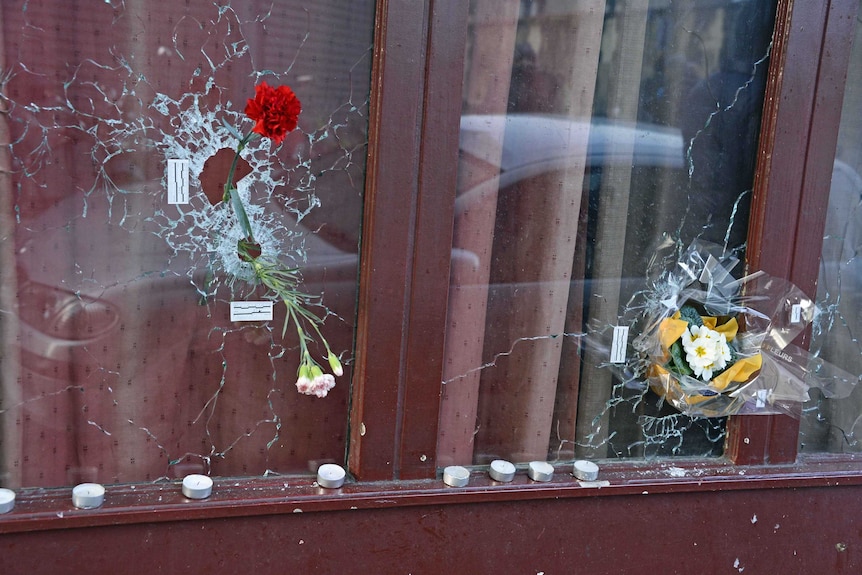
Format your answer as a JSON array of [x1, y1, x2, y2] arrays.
[[711, 353, 762, 391], [650, 364, 712, 405], [659, 317, 688, 350], [655, 312, 761, 400]]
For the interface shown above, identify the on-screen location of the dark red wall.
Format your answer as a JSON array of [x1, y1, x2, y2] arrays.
[[2, 484, 860, 574]]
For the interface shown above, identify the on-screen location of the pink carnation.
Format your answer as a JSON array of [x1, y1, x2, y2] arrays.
[[296, 373, 336, 398]]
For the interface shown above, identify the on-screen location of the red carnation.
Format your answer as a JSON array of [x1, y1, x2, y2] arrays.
[[244, 81, 301, 145]]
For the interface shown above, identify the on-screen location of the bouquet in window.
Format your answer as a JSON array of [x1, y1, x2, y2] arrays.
[[651, 302, 761, 410], [626, 241, 857, 418]]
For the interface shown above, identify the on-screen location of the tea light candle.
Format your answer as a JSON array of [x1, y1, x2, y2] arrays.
[[442, 465, 470, 487], [0, 488, 15, 514], [72, 483, 105, 509], [527, 461, 554, 482], [316, 464, 346, 489], [573, 460, 600, 481], [489, 459, 516, 483], [182, 474, 213, 499]]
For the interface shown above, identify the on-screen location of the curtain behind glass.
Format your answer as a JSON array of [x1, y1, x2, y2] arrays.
[[439, 0, 776, 466]]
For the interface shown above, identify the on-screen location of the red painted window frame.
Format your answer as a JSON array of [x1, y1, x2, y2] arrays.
[[2, 0, 862, 535]]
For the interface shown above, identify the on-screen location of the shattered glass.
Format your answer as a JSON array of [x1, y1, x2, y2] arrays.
[[0, 0, 373, 488], [800, 3, 862, 454], [438, 0, 778, 467]]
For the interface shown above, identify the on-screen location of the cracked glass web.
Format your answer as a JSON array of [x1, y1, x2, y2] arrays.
[[0, 0, 373, 488], [438, 0, 779, 467]]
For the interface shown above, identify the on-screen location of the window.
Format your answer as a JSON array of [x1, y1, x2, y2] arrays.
[[0, 0, 860, 532], [0, 0, 374, 488]]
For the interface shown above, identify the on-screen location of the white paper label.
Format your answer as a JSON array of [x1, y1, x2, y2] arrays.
[[610, 325, 629, 364], [167, 159, 190, 205], [230, 301, 273, 321], [790, 304, 802, 324], [755, 389, 768, 409]]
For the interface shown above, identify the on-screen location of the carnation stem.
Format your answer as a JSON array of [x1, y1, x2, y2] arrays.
[[250, 257, 333, 376], [223, 133, 253, 203], [224, 132, 259, 242], [222, 119, 336, 382]]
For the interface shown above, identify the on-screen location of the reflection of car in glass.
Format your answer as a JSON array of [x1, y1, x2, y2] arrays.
[[805, 158, 862, 453], [455, 113, 685, 298], [450, 114, 692, 462], [20, 114, 687, 366], [458, 114, 684, 198], [11, 157, 360, 485]]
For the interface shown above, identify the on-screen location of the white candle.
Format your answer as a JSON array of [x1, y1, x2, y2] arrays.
[[182, 474, 213, 499], [442, 465, 470, 487], [573, 460, 600, 481], [316, 464, 346, 489], [489, 459, 516, 483], [0, 488, 15, 514], [72, 483, 105, 509], [527, 461, 554, 482]]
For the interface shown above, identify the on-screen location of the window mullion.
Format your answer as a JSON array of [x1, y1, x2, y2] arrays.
[[397, 0, 470, 480], [348, 0, 434, 481]]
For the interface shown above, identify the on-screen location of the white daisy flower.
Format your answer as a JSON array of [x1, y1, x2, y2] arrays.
[[681, 324, 731, 381]]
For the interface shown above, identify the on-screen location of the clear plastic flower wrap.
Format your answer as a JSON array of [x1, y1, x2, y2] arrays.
[[601, 240, 859, 418]]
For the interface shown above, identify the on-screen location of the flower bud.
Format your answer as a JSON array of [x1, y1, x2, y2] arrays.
[[298, 363, 312, 381], [327, 352, 344, 377]]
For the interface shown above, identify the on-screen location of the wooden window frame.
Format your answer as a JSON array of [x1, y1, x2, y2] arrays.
[[2, 0, 862, 536]]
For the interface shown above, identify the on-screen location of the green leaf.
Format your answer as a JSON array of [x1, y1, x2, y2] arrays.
[[678, 305, 703, 327], [198, 265, 214, 305], [668, 340, 693, 376], [221, 117, 243, 140], [229, 188, 254, 240]]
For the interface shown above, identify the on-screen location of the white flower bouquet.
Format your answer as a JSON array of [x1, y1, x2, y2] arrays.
[[626, 241, 857, 418]]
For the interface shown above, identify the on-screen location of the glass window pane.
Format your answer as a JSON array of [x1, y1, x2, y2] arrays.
[[800, 1, 862, 454], [439, 0, 776, 466], [0, 0, 373, 488]]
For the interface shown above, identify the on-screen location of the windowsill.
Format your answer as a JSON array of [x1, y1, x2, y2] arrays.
[[2, 454, 862, 534]]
